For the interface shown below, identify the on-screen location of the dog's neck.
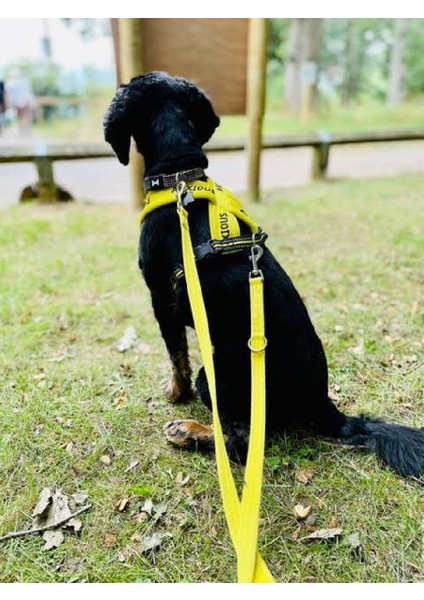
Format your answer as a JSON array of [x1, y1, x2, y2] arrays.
[[136, 104, 209, 177]]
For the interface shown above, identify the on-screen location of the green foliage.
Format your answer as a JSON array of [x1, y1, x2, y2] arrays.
[[405, 19, 424, 94], [269, 18, 424, 104]]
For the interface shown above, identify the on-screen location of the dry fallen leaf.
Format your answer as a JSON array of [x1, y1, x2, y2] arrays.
[[65, 518, 82, 533], [32, 488, 72, 530], [115, 497, 129, 513], [139, 532, 165, 554], [176, 472, 190, 487], [104, 533, 118, 549], [124, 460, 139, 473], [295, 467, 314, 484], [141, 498, 154, 516], [43, 530, 64, 550], [300, 527, 343, 541], [117, 547, 133, 563], [293, 504, 312, 521], [115, 326, 138, 352], [32, 488, 52, 517], [72, 493, 89, 506], [328, 516, 339, 529], [347, 532, 361, 550]]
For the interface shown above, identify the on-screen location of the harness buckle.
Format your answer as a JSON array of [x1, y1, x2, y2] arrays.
[[176, 180, 194, 208]]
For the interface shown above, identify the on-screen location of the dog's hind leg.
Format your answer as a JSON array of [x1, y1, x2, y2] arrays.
[[164, 365, 250, 462], [163, 418, 249, 463]]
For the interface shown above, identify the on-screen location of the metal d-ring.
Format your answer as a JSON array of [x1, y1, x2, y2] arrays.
[[247, 336, 268, 352]]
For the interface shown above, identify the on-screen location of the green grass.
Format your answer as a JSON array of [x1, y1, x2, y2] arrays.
[[0, 175, 423, 582]]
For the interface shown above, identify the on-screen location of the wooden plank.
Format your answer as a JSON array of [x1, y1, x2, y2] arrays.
[[1, 130, 424, 163]]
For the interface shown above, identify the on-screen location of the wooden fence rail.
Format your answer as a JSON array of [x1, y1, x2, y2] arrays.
[[1, 128, 424, 202]]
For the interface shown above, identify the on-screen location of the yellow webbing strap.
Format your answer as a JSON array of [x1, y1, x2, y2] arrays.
[[177, 196, 275, 583], [140, 178, 259, 239]]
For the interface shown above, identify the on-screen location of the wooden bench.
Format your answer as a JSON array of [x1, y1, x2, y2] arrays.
[[1, 129, 424, 202]]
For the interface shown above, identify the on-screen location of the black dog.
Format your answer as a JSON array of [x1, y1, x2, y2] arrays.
[[104, 71, 424, 477]]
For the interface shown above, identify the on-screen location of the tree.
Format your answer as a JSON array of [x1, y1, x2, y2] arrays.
[[284, 19, 322, 114], [387, 19, 407, 107]]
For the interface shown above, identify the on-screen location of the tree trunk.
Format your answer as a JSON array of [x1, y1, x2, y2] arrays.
[[341, 19, 354, 106], [387, 18, 407, 108], [285, 18, 321, 115]]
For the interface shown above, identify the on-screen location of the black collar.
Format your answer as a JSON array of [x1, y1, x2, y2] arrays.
[[144, 168, 206, 192]]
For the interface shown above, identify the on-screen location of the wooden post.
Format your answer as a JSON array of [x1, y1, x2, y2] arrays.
[[311, 132, 331, 179], [118, 18, 145, 210], [246, 18, 267, 203], [35, 156, 57, 202]]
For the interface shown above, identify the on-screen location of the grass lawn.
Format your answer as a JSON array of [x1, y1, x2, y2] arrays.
[[0, 174, 423, 583]]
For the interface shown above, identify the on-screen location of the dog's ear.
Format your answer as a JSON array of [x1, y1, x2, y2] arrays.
[[179, 80, 220, 146], [103, 85, 132, 165]]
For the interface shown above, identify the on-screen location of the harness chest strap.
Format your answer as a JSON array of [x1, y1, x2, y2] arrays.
[[140, 177, 260, 237]]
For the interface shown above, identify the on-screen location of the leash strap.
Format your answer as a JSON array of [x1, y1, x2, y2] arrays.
[[177, 182, 275, 583]]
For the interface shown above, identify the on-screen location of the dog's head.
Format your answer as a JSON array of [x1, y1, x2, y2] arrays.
[[103, 71, 220, 166]]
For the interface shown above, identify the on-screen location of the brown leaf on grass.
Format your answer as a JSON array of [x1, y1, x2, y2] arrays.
[[115, 497, 129, 513], [138, 499, 167, 522], [293, 504, 312, 521], [295, 467, 314, 484], [32, 488, 72, 530], [141, 498, 154, 516], [131, 512, 148, 524], [65, 518, 82, 533], [32, 488, 52, 517], [176, 472, 190, 487], [72, 493, 89, 506], [300, 527, 343, 541], [117, 547, 133, 563], [328, 516, 339, 529], [42, 530, 64, 550], [138, 532, 165, 554], [104, 533, 118, 549]]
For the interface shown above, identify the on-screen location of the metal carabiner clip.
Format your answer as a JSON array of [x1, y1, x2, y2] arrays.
[[250, 233, 264, 278]]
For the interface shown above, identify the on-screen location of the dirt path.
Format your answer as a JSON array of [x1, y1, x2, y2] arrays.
[[1, 140, 423, 209]]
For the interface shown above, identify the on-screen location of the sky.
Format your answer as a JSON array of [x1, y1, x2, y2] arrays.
[[0, 18, 114, 75]]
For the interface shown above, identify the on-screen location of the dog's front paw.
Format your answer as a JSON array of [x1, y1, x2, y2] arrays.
[[163, 419, 214, 450], [160, 374, 191, 404]]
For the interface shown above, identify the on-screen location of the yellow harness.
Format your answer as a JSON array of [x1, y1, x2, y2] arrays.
[[141, 177, 275, 583]]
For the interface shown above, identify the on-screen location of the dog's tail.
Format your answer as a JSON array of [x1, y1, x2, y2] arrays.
[[314, 400, 424, 477]]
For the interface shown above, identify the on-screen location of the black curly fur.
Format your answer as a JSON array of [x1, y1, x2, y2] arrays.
[[104, 71, 424, 478]]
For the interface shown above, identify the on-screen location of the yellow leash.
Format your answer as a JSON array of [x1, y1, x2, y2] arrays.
[[176, 180, 275, 583]]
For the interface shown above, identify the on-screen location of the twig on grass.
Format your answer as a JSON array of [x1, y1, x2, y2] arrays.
[[0, 503, 92, 543]]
